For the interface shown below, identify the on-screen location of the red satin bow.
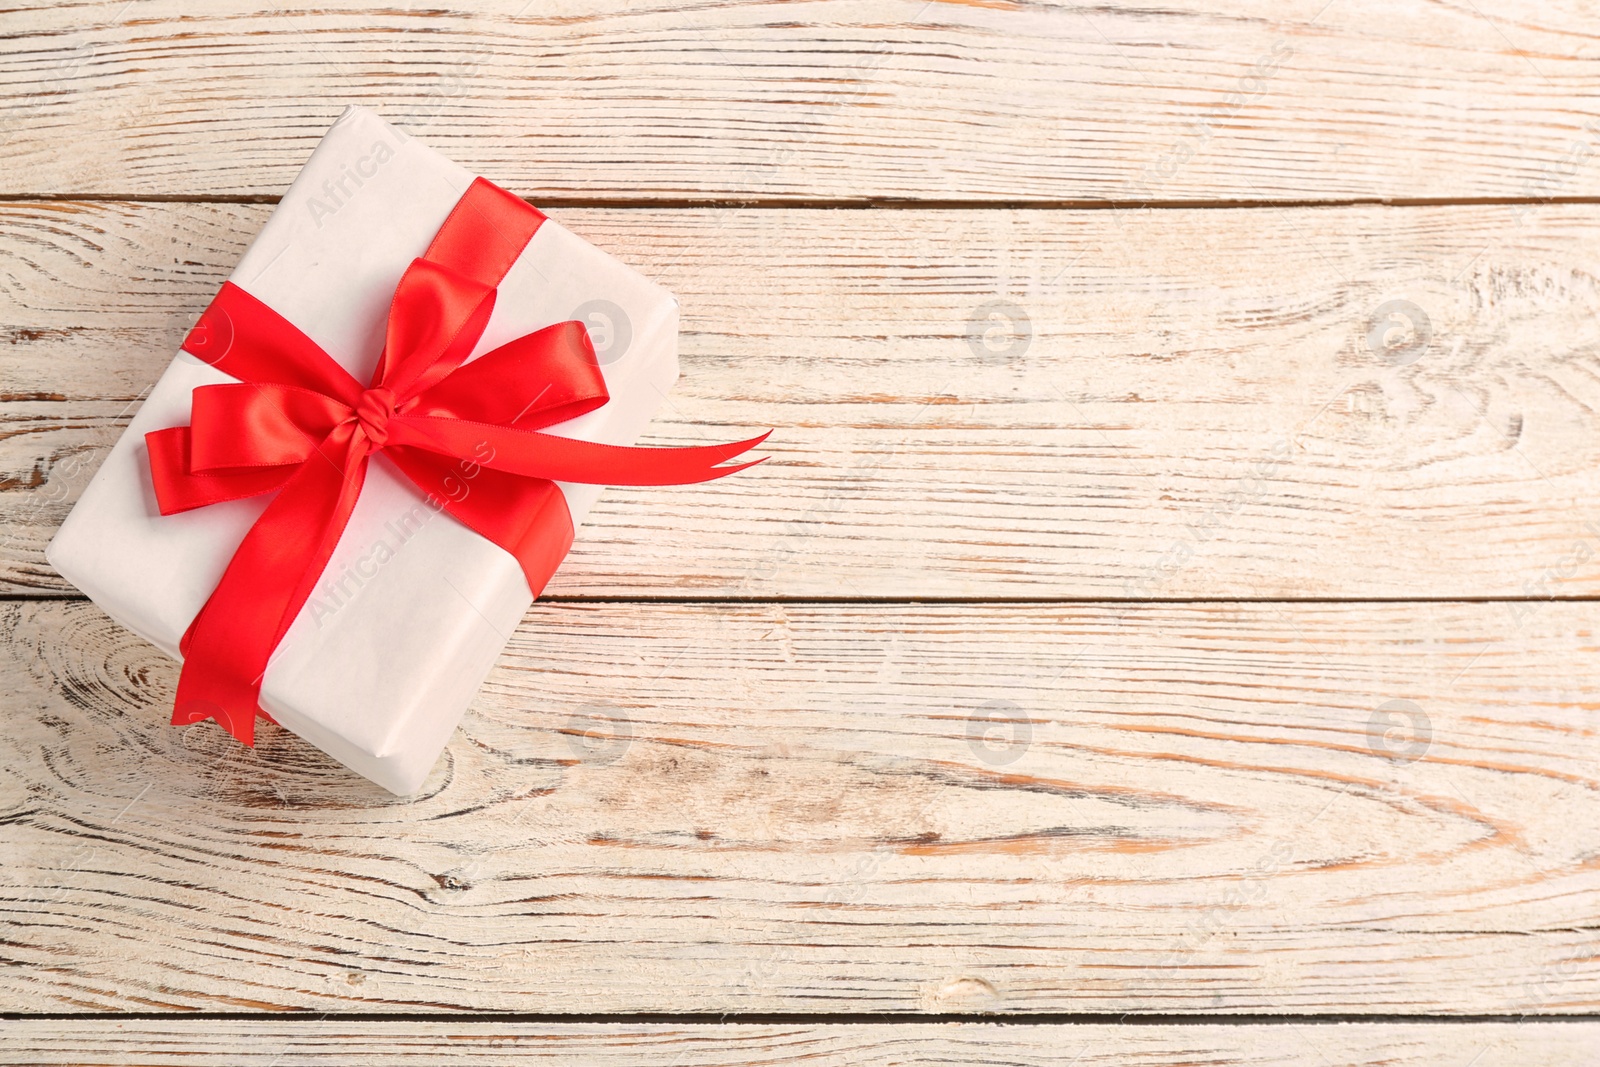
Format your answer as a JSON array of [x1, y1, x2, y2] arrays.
[[147, 177, 765, 744]]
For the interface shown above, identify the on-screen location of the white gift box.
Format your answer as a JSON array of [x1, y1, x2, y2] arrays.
[[47, 105, 680, 794]]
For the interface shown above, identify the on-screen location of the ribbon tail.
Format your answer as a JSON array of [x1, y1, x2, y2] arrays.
[[172, 425, 369, 745], [389, 418, 770, 486]]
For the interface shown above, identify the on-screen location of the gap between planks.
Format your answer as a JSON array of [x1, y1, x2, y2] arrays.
[[8, 1010, 1600, 1024], [4, 194, 1600, 212]]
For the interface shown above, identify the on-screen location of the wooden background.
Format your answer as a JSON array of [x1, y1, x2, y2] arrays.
[[4, 0, 1600, 1062]]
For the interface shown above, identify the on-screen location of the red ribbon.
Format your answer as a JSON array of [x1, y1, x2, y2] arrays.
[[147, 177, 765, 745]]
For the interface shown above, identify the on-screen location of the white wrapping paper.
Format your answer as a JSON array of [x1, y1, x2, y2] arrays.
[[48, 106, 680, 794]]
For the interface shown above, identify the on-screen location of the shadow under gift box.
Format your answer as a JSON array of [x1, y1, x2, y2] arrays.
[[47, 105, 680, 795]]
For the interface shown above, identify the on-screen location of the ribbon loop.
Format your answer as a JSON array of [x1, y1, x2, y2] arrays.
[[147, 176, 765, 746], [375, 258, 497, 398], [188, 383, 351, 472]]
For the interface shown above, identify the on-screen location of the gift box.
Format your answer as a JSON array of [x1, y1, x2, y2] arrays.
[[47, 105, 758, 794]]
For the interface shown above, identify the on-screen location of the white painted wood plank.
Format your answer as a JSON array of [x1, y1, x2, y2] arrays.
[[2, 1020, 1597, 1067], [4, 201, 1600, 598], [0, 1, 1595, 202], [4, 598, 1599, 1013]]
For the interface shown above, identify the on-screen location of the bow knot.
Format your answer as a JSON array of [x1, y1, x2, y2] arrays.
[[354, 386, 397, 448], [146, 176, 766, 747]]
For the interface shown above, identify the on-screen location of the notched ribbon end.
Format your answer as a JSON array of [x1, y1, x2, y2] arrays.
[[706, 430, 773, 478], [171, 699, 259, 748], [700, 430, 773, 481]]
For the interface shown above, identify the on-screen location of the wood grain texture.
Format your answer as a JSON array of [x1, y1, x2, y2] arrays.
[[6, 4, 1598, 1047], [1, 1, 1598, 202], [2, 1020, 1598, 1066], [6, 200, 1600, 598], [4, 598, 1600, 1014]]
